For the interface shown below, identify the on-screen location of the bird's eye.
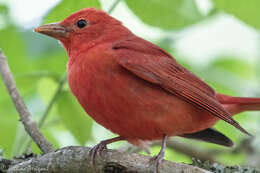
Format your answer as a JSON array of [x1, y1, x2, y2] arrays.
[[77, 19, 88, 28]]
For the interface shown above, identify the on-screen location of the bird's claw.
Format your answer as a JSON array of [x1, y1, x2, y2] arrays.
[[150, 153, 164, 173], [89, 141, 107, 167], [88, 136, 124, 168]]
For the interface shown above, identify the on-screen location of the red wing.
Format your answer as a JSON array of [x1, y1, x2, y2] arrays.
[[113, 37, 251, 136]]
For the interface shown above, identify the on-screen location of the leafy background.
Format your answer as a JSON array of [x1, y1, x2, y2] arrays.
[[0, 0, 260, 168]]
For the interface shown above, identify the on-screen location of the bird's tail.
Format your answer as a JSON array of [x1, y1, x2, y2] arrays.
[[217, 93, 260, 115]]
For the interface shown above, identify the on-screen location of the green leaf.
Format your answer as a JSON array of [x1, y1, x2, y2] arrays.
[[0, 110, 18, 157], [57, 91, 93, 145], [0, 4, 8, 15], [125, 0, 203, 30], [34, 51, 67, 79], [212, 0, 260, 29], [44, 0, 101, 24], [0, 26, 30, 74], [0, 26, 40, 95]]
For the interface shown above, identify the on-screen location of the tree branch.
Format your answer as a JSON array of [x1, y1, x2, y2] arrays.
[[0, 50, 54, 154], [3, 146, 210, 173]]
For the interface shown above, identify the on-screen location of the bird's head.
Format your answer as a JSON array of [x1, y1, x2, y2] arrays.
[[35, 8, 129, 54]]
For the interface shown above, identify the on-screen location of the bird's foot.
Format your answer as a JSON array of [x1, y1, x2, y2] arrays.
[[150, 152, 165, 173], [89, 136, 125, 167], [89, 141, 107, 167], [149, 134, 167, 173]]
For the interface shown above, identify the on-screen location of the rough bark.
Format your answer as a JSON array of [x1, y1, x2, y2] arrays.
[[2, 146, 210, 173]]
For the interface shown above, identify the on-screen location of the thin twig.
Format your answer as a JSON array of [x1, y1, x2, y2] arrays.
[[108, 0, 122, 14], [24, 74, 67, 152], [0, 50, 54, 154], [38, 73, 67, 128]]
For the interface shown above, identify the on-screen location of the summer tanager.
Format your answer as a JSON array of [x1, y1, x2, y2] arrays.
[[35, 8, 260, 172]]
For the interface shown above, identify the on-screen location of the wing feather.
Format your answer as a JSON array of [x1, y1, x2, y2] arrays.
[[113, 37, 251, 136]]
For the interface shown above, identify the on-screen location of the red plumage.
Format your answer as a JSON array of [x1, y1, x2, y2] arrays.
[[35, 7, 260, 170]]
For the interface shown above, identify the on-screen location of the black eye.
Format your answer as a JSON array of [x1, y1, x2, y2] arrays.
[[77, 19, 88, 28]]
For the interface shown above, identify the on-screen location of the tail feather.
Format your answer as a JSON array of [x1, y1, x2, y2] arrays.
[[181, 128, 234, 147], [217, 93, 260, 114], [217, 93, 260, 105]]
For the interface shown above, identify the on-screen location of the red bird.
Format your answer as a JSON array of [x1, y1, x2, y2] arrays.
[[35, 8, 260, 172]]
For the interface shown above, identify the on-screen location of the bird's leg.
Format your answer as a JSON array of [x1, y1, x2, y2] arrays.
[[150, 134, 167, 173], [89, 136, 125, 166]]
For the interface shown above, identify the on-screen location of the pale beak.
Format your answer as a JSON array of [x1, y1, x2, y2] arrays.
[[34, 23, 67, 39]]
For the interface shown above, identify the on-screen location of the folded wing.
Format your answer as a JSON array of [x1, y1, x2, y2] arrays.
[[113, 37, 251, 136]]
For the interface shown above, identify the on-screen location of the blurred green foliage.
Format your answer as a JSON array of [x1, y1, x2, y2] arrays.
[[57, 91, 93, 145], [0, 0, 260, 169], [213, 0, 260, 29], [44, 0, 101, 24], [125, 0, 204, 30]]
